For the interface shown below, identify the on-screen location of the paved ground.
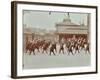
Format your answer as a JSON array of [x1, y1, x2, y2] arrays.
[[23, 49, 91, 69]]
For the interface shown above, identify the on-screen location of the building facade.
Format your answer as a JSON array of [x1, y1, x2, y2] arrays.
[[55, 14, 88, 42]]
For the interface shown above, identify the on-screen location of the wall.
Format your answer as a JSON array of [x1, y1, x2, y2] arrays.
[[0, 0, 99, 80]]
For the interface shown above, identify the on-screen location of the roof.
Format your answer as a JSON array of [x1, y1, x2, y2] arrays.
[[56, 17, 81, 26]]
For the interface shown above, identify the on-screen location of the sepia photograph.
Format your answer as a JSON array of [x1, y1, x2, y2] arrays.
[[23, 11, 91, 69]]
